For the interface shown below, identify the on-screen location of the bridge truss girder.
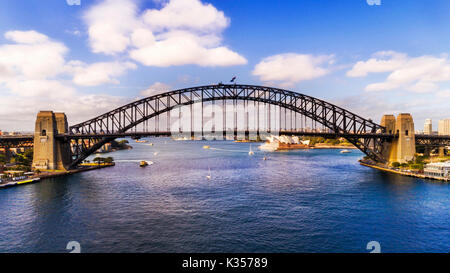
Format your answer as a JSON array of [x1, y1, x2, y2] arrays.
[[415, 135, 450, 147]]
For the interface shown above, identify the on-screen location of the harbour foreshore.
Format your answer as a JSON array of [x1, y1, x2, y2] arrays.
[[359, 161, 449, 182], [312, 144, 357, 149], [0, 163, 115, 190], [38, 163, 115, 178]]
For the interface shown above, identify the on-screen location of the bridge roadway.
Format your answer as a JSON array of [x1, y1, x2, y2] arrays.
[[1, 132, 449, 143], [0, 135, 34, 148], [0, 135, 34, 141]]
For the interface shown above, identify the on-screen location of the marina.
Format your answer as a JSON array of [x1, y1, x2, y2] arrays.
[[0, 163, 115, 190]]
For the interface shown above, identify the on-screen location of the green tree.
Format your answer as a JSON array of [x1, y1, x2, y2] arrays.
[[23, 149, 33, 161], [0, 153, 7, 164], [391, 162, 400, 168], [316, 137, 325, 143], [93, 157, 104, 165], [104, 157, 114, 163], [415, 155, 426, 164]]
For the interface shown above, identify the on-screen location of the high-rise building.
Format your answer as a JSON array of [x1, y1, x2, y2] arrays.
[[424, 119, 432, 135], [438, 119, 450, 135]]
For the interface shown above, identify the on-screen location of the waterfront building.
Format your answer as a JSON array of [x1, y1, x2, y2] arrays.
[[423, 161, 450, 179], [438, 119, 450, 135], [424, 119, 432, 135], [9, 147, 25, 154], [259, 135, 311, 151]]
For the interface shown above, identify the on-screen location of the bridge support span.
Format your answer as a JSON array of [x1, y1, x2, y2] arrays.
[[381, 113, 416, 164], [32, 111, 71, 170]]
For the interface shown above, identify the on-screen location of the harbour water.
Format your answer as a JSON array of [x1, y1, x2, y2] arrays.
[[0, 138, 449, 253]]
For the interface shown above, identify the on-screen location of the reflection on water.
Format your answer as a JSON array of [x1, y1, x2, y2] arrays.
[[0, 138, 449, 253]]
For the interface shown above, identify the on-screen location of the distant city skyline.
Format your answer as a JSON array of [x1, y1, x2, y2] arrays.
[[0, 0, 449, 131]]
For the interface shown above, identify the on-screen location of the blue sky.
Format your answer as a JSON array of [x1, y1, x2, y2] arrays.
[[0, 0, 449, 131]]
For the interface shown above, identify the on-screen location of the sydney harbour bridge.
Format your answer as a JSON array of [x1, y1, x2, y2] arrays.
[[0, 84, 449, 170]]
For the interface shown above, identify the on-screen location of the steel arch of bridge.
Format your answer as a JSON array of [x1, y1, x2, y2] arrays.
[[67, 84, 387, 168]]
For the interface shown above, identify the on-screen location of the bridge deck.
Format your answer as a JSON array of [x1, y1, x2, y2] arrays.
[[1, 133, 449, 141], [56, 131, 396, 139]]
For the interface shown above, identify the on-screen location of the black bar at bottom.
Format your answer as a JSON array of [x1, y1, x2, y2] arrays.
[[0, 253, 446, 272]]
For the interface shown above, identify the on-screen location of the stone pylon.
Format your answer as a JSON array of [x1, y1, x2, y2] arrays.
[[381, 113, 416, 164], [32, 111, 71, 170]]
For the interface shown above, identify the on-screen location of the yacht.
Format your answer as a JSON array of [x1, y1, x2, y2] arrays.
[[248, 144, 255, 156], [206, 167, 212, 180]]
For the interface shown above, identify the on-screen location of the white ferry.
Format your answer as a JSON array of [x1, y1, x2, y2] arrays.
[[424, 161, 450, 180]]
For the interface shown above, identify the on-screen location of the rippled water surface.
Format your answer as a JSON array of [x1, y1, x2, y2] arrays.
[[0, 138, 449, 252]]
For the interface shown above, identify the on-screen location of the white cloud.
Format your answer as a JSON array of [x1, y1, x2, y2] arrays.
[[66, 29, 82, 36], [0, 93, 128, 131], [4, 79, 75, 98], [70, 61, 137, 86], [4, 30, 49, 44], [333, 92, 449, 130], [0, 31, 68, 82], [252, 53, 335, 88], [0, 29, 136, 95], [437, 89, 450, 98], [129, 30, 246, 67], [347, 51, 450, 93], [84, 0, 247, 67], [141, 0, 229, 33], [0, 30, 136, 130], [140, 82, 172, 97], [84, 0, 140, 55], [346, 51, 407, 77]]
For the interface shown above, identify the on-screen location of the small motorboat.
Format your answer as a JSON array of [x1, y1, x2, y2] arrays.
[[263, 156, 267, 161], [340, 149, 351, 154], [140, 161, 149, 167], [203, 145, 210, 149], [153, 152, 159, 156]]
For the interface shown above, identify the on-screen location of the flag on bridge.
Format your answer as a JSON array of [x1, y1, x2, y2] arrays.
[[230, 76, 236, 83]]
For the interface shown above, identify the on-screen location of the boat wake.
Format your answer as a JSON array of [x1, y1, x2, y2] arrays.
[[209, 147, 256, 153], [114, 160, 154, 165]]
